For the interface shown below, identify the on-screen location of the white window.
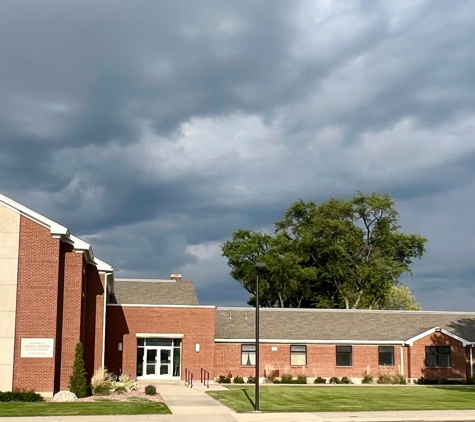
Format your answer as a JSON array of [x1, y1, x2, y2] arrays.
[[290, 345, 307, 366]]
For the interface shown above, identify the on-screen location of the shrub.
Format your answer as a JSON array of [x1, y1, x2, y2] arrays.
[[247, 376, 255, 384], [91, 367, 114, 396], [417, 377, 465, 385], [362, 374, 373, 384], [280, 373, 293, 384], [233, 376, 244, 384], [0, 390, 44, 402], [377, 374, 392, 384], [296, 374, 307, 384], [69, 342, 89, 398], [314, 377, 326, 384], [329, 377, 341, 384], [118, 371, 137, 391], [114, 386, 127, 395], [264, 364, 276, 382], [340, 377, 352, 384], [217, 375, 231, 384], [144, 385, 157, 395], [391, 373, 406, 385], [273, 379, 281, 384]]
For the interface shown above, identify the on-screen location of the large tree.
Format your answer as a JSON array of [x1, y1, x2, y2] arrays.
[[222, 192, 427, 309]]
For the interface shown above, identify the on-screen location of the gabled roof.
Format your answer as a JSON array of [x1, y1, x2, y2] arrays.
[[215, 307, 475, 344], [0, 192, 112, 273], [110, 279, 200, 306]]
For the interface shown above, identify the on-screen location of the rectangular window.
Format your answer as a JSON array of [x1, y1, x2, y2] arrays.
[[241, 344, 256, 366], [290, 345, 307, 366], [378, 346, 394, 366], [336, 346, 352, 366], [426, 346, 451, 367]]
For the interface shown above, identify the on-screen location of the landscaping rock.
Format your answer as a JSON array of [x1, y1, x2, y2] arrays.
[[52, 391, 78, 402]]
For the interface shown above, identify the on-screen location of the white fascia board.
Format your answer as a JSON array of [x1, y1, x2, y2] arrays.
[[214, 339, 404, 345], [95, 258, 113, 273], [0, 193, 69, 236], [405, 327, 472, 346], [136, 333, 184, 338], [107, 303, 215, 309]]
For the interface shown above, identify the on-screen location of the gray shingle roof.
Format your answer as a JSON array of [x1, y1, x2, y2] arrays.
[[215, 308, 475, 342], [111, 279, 199, 306]]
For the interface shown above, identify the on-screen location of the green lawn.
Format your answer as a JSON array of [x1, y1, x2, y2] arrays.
[[0, 401, 171, 417], [207, 385, 475, 413]]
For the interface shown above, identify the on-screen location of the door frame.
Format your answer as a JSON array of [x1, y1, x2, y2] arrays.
[[137, 339, 182, 380]]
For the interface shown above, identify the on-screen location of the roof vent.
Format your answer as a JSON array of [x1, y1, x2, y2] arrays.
[[171, 274, 182, 282]]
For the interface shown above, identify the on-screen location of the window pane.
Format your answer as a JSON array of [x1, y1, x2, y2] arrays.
[[173, 347, 181, 376], [173, 339, 182, 347], [146, 338, 172, 346], [337, 346, 351, 353], [425, 348, 437, 367], [136, 347, 144, 376], [291, 353, 306, 366], [291, 345, 306, 352], [242, 344, 256, 352], [379, 346, 394, 366], [242, 351, 256, 366], [336, 353, 351, 366], [438, 351, 451, 367], [379, 346, 393, 353], [137, 338, 145, 347], [439, 346, 450, 354]]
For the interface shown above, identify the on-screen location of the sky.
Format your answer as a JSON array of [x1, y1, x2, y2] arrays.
[[1, 0, 475, 311]]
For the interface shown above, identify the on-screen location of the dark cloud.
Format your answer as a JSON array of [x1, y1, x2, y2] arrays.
[[1, 1, 475, 310]]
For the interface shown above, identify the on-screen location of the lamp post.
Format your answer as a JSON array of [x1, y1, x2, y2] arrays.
[[254, 261, 266, 412]]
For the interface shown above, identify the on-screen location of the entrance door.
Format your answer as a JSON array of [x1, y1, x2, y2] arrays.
[[145, 348, 158, 376], [159, 348, 172, 376]]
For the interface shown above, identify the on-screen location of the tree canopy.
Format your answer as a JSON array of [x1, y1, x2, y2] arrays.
[[221, 192, 427, 309]]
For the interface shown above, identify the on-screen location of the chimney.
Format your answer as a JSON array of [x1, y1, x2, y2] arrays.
[[171, 274, 182, 282]]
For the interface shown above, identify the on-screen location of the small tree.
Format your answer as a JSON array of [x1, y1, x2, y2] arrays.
[[69, 342, 89, 398]]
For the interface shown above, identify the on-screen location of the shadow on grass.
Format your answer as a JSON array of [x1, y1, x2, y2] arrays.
[[242, 388, 255, 410]]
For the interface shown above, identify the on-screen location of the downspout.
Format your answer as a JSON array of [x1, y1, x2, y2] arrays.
[[101, 272, 109, 369], [400, 345, 404, 377], [470, 345, 473, 381]]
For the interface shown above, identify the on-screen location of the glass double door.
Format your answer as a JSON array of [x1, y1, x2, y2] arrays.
[[145, 347, 172, 377]]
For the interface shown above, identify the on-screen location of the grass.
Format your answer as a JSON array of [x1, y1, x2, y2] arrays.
[[0, 401, 171, 417], [207, 385, 475, 413]]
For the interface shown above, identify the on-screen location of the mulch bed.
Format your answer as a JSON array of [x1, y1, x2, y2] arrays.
[[48, 390, 165, 403]]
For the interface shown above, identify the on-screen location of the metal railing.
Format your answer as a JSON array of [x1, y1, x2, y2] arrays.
[[200, 368, 210, 388], [184, 368, 193, 388]]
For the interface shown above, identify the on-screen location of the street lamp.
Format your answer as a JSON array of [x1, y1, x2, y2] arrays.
[[254, 261, 266, 412]]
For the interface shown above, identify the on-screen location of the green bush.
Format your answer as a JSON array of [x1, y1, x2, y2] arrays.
[[144, 385, 157, 395], [93, 382, 112, 396], [377, 374, 392, 384], [233, 376, 244, 384], [314, 377, 326, 384], [69, 342, 89, 398], [247, 376, 255, 384], [340, 376, 352, 384], [114, 386, 127, 394], [0, 390, 44, 402], [362, 374, 373, 384], [280, 373, 293, 384], [217, 375, 231, 384], [273, 379, 281, 384], [329, 377, 341, 384], [417, 377, 465, 385], [296, 374, 307, 384]]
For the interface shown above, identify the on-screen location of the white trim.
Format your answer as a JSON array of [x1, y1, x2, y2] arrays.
[[405, 327, 472, 346], [214, 338, 404, 345], [115, 278, 175, 283], [136, 333, 184, 338], [107, 303, 215, 309], [0, 193, 113, 272], [400, 345, 404, 376], [101, 273, 109, 369]]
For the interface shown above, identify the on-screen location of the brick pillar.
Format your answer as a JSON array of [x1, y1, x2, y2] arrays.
[[59, 244, 84, 390]]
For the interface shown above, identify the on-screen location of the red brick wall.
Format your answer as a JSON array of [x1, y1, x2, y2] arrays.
[[408, 332, 468, 379], [13, 217, 60, 392], [58, 243, 84, 390], [105, 306, 215, 380], [83, 266, 105, 381], [215, 343, 404, 379]]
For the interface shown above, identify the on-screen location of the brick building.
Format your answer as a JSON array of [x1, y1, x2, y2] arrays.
[[1, 192, 475, 396]]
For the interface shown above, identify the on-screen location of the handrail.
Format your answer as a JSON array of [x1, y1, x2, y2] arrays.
[[200, 367, 210, 388], [184, 368, 193, 388]]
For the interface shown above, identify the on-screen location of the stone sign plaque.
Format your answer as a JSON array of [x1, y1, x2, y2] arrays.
[[20, 338, 54, 358]]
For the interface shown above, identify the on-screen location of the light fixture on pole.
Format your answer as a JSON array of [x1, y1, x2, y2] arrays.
[[254, 261, 266, 412]]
